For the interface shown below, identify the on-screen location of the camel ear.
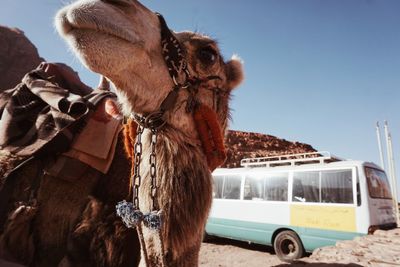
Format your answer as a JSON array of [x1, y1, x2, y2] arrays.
[[225, 55, 244, 90]]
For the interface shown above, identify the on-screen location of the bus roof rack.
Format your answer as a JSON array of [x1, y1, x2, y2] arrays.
[[240, 151, 343, 168]]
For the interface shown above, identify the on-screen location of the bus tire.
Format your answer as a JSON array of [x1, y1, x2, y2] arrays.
[[273, 230, 304, 262], [203, 232, 213, 242]]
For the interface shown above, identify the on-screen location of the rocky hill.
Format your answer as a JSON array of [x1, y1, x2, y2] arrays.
[[0, 25, 44, 89], [223, 130, 316, 168]]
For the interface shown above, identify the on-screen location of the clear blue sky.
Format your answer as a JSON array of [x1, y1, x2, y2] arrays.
[[1, 1, 400, 195]]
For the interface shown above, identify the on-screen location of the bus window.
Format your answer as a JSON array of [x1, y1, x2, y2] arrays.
[[222, 175, 241, 199], [213, 175, 224, 198], [321, 170, 353, 204], [264, 173, 288, 201], [292, 171, 320, 203], [365, 167, 392, 199], [244, 174, 264, 200]]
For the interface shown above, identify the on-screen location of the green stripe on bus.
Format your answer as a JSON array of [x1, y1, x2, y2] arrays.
[[206, 217, 364, 251]]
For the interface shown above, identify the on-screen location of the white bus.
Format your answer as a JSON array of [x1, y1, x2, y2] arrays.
[[205, 152, 397, 262]]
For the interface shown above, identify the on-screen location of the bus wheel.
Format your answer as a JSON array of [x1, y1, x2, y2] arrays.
[[274, 230, 304, 262], [203, 232, 213, 242]]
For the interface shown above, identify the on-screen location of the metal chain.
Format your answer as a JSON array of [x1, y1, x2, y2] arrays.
[[149, 129, 158, 211], [131, 125, 159, 212], [132, 125, 144, 209]]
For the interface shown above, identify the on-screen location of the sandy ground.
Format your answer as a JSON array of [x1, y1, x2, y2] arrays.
[[199, 237, 284, 267], [4, 230, 398, 267], [200, 229, 400, 267]]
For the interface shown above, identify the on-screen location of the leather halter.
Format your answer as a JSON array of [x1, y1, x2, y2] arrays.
[[131, 13, 227, 171], [132, 13, 190, 129], [133, 14, 222, 129]]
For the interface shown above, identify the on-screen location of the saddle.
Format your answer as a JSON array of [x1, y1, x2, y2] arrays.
[[0, 62, 128, 266]]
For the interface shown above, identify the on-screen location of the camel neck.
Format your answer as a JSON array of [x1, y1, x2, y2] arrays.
[[137, 128, 213, 266]]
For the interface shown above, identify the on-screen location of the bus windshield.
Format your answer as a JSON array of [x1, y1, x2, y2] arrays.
[[365, 167, 392, 199]]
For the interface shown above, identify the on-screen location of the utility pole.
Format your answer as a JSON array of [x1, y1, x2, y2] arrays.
[[387, 132, 400, 226], [384, 121, 399, 226], [376, 122, 385, 170], [384, 121, 393, 183]]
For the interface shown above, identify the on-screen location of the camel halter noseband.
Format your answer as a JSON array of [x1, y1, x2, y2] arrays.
[[116, 13, 227, 266], [133, 14, 227, 170]]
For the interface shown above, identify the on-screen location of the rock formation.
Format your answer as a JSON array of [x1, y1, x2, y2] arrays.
[[223, 130, 316, 168], [0, 26, 44, 89]]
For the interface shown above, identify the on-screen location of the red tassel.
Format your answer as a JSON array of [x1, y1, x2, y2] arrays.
[[123, 119, 138, 159], [122, 119, 138, 197], [193, 104, 227, 171]]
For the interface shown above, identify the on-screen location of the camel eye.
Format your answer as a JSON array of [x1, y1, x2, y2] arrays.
[[198, 47, 218, 65]]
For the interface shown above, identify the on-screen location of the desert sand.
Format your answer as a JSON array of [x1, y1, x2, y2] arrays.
[[200, 238, 283, 267], [200, 228, 400, 267]]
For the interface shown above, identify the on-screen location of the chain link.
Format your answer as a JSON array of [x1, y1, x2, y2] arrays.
[[131, 124, 159, 211], [132, 125, 144, 209], [150, 129, 158, 211]]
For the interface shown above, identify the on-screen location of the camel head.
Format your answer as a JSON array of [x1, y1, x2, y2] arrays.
[[55, 0, 243, 137]]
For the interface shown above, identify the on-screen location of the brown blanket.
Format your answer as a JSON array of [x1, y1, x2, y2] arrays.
[[0, 63, 119, 265], [0, 63, 115, 158]]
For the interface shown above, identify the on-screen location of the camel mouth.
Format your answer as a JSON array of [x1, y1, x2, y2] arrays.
[[55, 7, 141, 45]]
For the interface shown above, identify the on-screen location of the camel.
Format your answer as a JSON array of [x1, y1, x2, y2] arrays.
[[55, 1, 243, 266], [0, 1, 243, 266]]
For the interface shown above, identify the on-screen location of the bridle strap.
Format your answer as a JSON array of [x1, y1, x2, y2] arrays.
[[132, 13, 227, 171], [133, 14, 190, 130], [157, 13, 189, 81]]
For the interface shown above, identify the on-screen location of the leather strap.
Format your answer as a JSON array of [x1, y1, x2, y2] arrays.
[[156, 13, 189, 81]]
